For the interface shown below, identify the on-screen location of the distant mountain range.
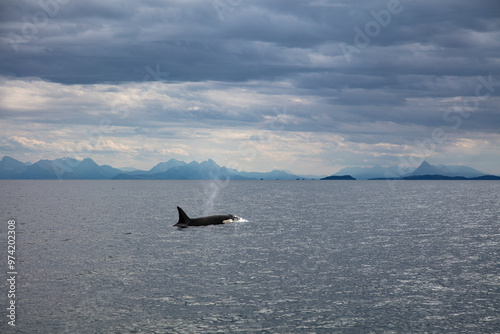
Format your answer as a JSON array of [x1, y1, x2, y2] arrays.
[[333, 161, 497, 180], [1, 156, 498, 180], [333, 165, 416, 180], [0, 156, 308, 180], [0, 156, 123, 180], [329, 161, 500, 180]]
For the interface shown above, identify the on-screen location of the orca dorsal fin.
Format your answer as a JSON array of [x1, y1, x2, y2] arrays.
[[176, 206, 190, 226]]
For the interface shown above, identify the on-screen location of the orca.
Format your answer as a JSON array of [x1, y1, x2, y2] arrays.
[[173, 206, 241, 228]]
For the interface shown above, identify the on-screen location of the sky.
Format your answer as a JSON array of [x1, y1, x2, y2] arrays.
[[0, 0, 499, 175]]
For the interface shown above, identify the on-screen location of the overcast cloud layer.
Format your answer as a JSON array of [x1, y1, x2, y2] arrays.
[[1, 0, 499, 174]]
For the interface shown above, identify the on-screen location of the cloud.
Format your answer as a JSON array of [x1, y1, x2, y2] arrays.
[[0, 0, 499, 174], [8, 136, 49, 150]]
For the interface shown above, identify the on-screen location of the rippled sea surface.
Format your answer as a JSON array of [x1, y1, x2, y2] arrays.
[[1, 180, 499, 333]]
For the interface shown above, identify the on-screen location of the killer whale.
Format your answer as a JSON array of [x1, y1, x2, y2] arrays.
[[173, 206, 241, 228]]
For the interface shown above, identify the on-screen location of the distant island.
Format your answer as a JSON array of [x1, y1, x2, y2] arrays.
[[0, 156, 498, 181], [371, 174, 500, 181], [320, 175, 356, 180]]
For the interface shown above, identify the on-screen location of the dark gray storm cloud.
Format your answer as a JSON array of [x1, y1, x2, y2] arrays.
[[2, 0, 498, 84]]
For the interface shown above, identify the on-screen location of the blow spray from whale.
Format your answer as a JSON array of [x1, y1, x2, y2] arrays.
[[173, 206, 247, 228]]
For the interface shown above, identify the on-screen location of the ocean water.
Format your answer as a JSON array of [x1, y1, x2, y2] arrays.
[[1, 180, 499, 333]]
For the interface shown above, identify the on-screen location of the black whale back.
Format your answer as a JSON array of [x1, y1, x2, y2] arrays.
[[174, 206, 234, 227]]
